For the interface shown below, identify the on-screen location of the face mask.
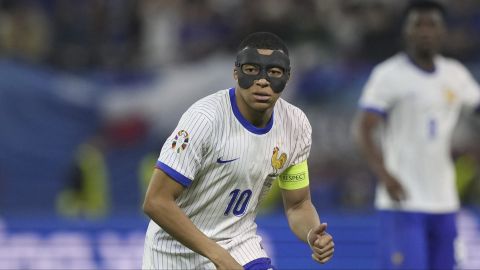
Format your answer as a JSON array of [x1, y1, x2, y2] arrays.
[[235, 48, 290, 93]]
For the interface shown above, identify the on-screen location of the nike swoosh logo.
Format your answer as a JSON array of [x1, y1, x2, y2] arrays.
[[216, 157, 239, 164]]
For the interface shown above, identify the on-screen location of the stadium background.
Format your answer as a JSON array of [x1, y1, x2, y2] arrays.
[[0, 0, 480, 269]]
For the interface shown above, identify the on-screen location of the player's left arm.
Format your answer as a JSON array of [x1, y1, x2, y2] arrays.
[[280, 162, 334, 264], [457, 62, 480, 116]]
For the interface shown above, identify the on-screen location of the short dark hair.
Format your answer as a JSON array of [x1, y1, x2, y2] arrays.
[[237, 32, 289, 56], [403, 0, 447, 19]]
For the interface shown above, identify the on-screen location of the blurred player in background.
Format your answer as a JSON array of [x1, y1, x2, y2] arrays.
[[142, 32, 334, 270], [355, 1, 480, 269]]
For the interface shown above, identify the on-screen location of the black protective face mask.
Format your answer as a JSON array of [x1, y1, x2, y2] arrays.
[[235, 48, 290, 93]]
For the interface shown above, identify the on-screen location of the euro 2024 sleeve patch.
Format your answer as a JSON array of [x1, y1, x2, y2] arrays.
[[171, 130, 189, 153]]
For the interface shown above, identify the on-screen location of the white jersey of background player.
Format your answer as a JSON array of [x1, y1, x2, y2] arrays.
[[142, 32, 334, 270], [359, 53, 480, 212]]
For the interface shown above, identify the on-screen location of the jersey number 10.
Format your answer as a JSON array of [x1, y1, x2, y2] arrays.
[[224, 189, 252, 216]]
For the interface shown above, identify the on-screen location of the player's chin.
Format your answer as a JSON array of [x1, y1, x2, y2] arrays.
[[250, 102, 274, 112]]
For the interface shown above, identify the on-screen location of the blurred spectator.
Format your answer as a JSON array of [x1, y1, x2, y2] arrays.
[[49, 0, 142, 72], [49, 0, 96, 70], [356, 1, 401, 63], [0, 0, 51, 63], [176, 0, 233, 62], [236, 0, 295, 44], [443, 0, 480, 63], [57, 135, 110, 219], [138, 0, 181, 68]]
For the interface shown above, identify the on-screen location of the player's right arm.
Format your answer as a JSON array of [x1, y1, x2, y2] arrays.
[[143, 168, 243, 270], [354, 110, 406, 202]]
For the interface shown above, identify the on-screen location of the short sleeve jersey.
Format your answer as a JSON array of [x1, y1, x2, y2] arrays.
[[359, 53, 480, 213], [143, 88, 312, 269]]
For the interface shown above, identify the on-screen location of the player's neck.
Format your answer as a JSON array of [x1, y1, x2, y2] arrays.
[[241, 106, 273, 128], [406, 49, 436, 72], [235, 94, 273, 128], [247, 110, 272, 128]]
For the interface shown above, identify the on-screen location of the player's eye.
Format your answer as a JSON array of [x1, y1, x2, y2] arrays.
[[267, 67, 284, 78], [241, 65, 259, 75]]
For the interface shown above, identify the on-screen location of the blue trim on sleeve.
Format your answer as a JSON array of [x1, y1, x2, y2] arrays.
[[229, 88, 273, 135], [243, 257, 275, 270], [475, 104, 480, 114], [360, 105, 388, 118], [155, 161, 192, 187]]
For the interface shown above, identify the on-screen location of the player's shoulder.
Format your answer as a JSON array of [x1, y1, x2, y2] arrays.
[[371, 53, 407, 76], [437, 55, 470, 74], [276, 98, 311, 132], [187, 88, 230, 120], [276, 98, 307, 120]]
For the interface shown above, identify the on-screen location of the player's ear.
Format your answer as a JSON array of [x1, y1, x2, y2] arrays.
[[233, 69, 238, 80]]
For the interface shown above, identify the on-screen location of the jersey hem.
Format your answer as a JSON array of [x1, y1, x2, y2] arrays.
[[156, 161, 193, 187]]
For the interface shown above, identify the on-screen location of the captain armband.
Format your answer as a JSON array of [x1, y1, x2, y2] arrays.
[[277, 160, 309, 190]]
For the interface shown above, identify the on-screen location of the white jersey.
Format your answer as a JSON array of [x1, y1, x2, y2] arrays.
[[143, 88, 312, 269], [360, 53, 480, 213]]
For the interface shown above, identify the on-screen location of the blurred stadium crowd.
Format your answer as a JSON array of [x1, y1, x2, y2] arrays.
[[2, 0, 480, 69], [0, 0, 480, 216]]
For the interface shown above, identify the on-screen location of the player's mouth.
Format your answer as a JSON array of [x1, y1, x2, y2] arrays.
[[252, 93, 271, 102]]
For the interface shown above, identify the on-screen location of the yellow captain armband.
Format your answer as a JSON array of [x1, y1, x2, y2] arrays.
[[277, 160, 309, 190]]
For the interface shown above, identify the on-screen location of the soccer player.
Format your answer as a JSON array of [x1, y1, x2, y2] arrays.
[[142, 32, 334, 270], [355, 1, 480, 269]]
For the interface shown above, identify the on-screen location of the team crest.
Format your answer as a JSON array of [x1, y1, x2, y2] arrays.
[[270, 146, 287, 175], [391, 251, 404, 266], [171, 130, 189, 153], [443, 88, 456, 105]]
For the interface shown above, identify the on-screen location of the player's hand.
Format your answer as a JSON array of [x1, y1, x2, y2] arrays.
[[381, 173, 407, 202], [308, 223, 334, 264]]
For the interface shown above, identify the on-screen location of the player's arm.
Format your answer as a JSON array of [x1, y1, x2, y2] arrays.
[[279, 162, 334, 264], [143, 168, 242, 270], [354, 110, 406, 201]]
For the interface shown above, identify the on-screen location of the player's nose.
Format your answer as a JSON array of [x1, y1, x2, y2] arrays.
[[255, 78, 270, 87]]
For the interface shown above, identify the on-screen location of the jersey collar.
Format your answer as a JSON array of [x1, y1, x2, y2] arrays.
[[403, 52, 438, 74], [229, 87, 274, 135]]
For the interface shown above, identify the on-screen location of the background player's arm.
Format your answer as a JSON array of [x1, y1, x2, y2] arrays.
[[354, 110, 406, 201], [281, 186, 333, 263], [143, 168, 242, 270]]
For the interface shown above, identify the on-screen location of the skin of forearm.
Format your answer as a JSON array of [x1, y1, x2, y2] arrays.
[[357, 117, 389, 179], [143, 198, 231, 264], [360, 132, 388, 177], [285, 199, 321, 242]]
